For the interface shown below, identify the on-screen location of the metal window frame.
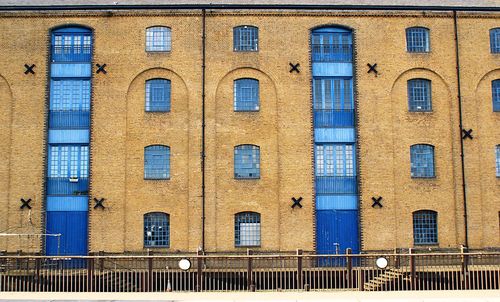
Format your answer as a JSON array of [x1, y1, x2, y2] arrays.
[[408, 79, 432, 112], [234, 78, 259, 112], [145, 78, 171, 112], [144, 145, 171, 180], [144, 212, 170, 248], [490, 28, 500, 54], [233, 25, 259, 52], [410, 144, 436, 178], [413, 210, 438, 245], [145, 26, 172, 52], [234, 212, 261, 247], [234, 144, 260, 179], [406, 27, 430, 53]]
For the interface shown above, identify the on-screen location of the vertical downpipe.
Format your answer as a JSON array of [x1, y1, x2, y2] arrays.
[[453, 10, 469, 248], [201, 8, 207, 252]]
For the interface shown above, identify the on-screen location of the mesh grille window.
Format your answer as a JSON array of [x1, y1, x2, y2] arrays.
[[234, 145, 260, 179], [146, 27, 171, 52], [234, 78, 259, 111], [144, 212, 170, 247], [235, 212, 261, 247], [233, 26, 258, 51], [408, 79, 432, 112], [410, 144, 435, 178], [413, 210, 438, 245], [406, 27, 430, 53], [146, 79, 171, 112], [144, 145, 170, 180], [490, 28, 500, 54], [50, 80, 91, 111], [493, 80, 500, 112]]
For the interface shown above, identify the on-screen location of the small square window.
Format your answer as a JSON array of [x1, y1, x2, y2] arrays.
[[234, 26, 258, 52], [406, 27, 430, 53], [146, 26, 171, 52]]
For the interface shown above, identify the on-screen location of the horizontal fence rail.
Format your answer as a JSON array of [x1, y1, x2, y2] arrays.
[[0, 252, 499, 292]]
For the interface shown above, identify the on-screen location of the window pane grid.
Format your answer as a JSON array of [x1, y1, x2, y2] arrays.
[[146, 79, 171, 112], [313, 78, 353, 110], [406, 27, 430, 53], [144, 145, 170, 179], [234, 26, 258, 51], [315, 144, 355, 177], [411, 144, 435, 178], [146, 27, 171, 52], [234, 145, 260, 179], [234, 79, 259, 111], [491, 28, 500, 53], [52, 33, 92, 62], [311, 32, 352, 63], [413, 211, 438, 245], [144, 213, 170, 247], [493, 80, 500, 112], [408, 79, 432, 112], [48, 145, 89, 178], [50, 80, 91, 111], [235, 212, 261, 247]]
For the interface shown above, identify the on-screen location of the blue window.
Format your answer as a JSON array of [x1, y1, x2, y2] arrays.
[[234, 145, 260, 179], [413, 210, 438, 245], [234, 78, 259, 111], [48, 145, 89, 178], [496, 145, 500, 177], [410, 144, 435, 178], [235, 212, 261, 247], [146, 26, 171, 52], [50, 80, 91, 111], [145, 79, 171, 112], [144, 212, 170, 248], [315, 144, 355, 177], [311, 28, 352, 62], [144, 145, 170, 180], [233, 26, 258, 51], [408, 79, 432, 112], [493, 80, 500, 112], [51, 27, 92, 62], [490, 28, 500, 53], [406, 27, 430, 53]]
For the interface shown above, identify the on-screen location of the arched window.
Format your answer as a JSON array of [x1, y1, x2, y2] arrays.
[[496, 145, 500, 177], [235, 212, 261, 247], [144, 212, 170, 247], [144, 145, 170, 179], [145, 79, 171, 112], [406, 27, 430, 53], [233, 26, 258, 51], [410, 144, 435, 178], [234, 145, 260, 179], [51, 26, 92, 62], [234, 78, 259, 111], [408, 79, 432, 112], [413, 210, 438, 245], [490, 28, 500, 53], [493, 79, 500, 112], [311, 27, 352, 63], [146, 26, 171, 52]]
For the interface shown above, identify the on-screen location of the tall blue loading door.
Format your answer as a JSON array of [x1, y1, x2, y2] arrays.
[[45, 27, 92, 256], [312, 27, 360, 255]]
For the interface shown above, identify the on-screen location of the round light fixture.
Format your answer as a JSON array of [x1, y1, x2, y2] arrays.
[[375, 257, 388, 269], [178, 258, 191, 271]]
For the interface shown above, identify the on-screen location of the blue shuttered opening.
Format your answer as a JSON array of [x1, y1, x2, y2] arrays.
[[45, 27, 92, 256], [312, 27, 360, 257]]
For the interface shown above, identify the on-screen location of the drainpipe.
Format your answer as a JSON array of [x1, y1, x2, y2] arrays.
[[201, 8, 207, 252], [453, 10, 469, 248]]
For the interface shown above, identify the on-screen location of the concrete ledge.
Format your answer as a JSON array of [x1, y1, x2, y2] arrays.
[[1, 290, 500, 301]]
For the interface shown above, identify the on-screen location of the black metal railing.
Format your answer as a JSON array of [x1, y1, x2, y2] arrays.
[[312, 44, 352, 62], [49, 110, 90, 129], [314, 109, 354, 128], [1, 250, 498, 292], [315, 176, 357, 194], [46, 177, 89, 196]]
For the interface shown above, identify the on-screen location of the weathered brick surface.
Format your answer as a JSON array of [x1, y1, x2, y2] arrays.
[[0, 10, 498, 253]]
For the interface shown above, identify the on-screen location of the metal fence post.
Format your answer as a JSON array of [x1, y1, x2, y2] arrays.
[[461, 245, 469, 290], [147, 251, 153, 292], [346, 248, 353, 288], [409, 248, 416, 290], [247, 249, 255, 292], [196, 250, 203, 292], [297, 249, 303, 290], [87, 258, 94, 292], [35, 255, 41, 292]]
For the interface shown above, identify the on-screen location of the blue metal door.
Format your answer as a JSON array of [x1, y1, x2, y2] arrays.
[[316, 210, 359, 254], [46, 211, 88, 256]]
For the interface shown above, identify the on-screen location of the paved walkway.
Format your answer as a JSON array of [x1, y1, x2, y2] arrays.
[[1, 290, 500, 302]]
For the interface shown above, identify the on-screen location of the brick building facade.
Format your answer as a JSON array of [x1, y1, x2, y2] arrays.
[[0, 0, 498, 255]]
